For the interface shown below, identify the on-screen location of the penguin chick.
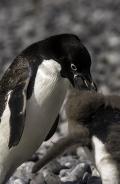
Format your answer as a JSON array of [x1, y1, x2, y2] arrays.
[[0, 34, 96, 184], [33, 89, 120, 184]]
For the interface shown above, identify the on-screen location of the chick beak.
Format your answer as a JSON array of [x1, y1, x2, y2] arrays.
[[73, 72, 97, 91]]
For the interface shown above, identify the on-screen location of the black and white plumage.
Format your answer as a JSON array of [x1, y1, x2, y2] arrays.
[[0, 34, 96, 183]]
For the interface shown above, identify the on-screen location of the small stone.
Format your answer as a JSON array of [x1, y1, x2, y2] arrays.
[[58, 155, 79, 168], [44, 160, 63, 175], [11, 178, 25, 184], [30, 172, 45, 184], [60, 163, 88, 182], [60, 168, 72, 178], [10, 162, 34, 183], [45, 173, 61, 184], [64, 162, 71, 168]]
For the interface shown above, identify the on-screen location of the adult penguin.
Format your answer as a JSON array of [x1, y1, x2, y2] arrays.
[[0, 34, 96, 183]]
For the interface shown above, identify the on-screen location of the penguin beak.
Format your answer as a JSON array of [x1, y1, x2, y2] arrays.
[[73, 72, 97, 91]]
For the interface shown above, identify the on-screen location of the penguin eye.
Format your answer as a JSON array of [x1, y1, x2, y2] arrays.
[[71, 63, 77, 71]]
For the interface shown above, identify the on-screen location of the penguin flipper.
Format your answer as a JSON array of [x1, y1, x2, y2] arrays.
[[0, 58, 31, 148], [8, 83, 27, 148], [45, 115, 59, 141]]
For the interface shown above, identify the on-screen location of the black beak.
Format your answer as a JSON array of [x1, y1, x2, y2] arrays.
[[73, 72, 97, 91]]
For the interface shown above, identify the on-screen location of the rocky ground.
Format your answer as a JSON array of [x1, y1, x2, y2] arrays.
[[0, 0, 120, 183]]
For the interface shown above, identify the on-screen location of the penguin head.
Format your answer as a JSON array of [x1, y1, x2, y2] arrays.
[[43, 34, 97, 91]]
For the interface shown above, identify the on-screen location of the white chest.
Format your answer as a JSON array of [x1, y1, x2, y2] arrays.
[[25, 60, 68, 135], [17, 60, 69, 154], [92, 136, 119, 184], [0, 60, 69, 176]]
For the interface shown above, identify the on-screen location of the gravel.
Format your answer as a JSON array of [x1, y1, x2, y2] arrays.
[[0, 0, 120, 183]]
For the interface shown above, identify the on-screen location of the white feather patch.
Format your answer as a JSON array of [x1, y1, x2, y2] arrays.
[[92, 136, 119, 184], [33, 59, 62, 102], [0, 92, 11, 144], [0, 91, 11, 179]]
